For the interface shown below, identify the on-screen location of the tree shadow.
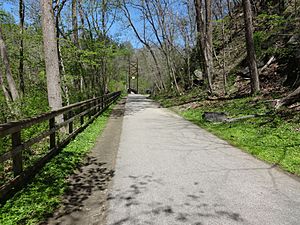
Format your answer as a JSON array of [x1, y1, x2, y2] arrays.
[[108, 174, 245, 225], [43, 156, 115, 223]]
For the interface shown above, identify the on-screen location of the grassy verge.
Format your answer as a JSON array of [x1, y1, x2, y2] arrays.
[[159, 95, 300, 176], [0, 106, 115, 225]]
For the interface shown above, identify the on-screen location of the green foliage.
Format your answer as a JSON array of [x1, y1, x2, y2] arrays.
[[253, 31, 270, 57], [256, 13, 286, 30], [0, 107, 114, 225], [0, 10, 15, 24], [154, 88, 208, 108], [178, 98, 300, 176], [0, 7, 130, 122]]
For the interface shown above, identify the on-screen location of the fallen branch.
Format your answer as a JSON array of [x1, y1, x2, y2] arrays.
[[203, 112, 269, 123], [275, 85, 300, 109], [259, 56, 276, 73]]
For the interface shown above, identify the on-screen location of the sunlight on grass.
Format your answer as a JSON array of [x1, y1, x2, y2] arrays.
[[178, 98, 300, 176]]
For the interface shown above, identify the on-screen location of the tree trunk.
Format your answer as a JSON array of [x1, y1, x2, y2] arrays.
[[0, 26, 20, 102], [72, 0, 79, 46], [0, 69, 13, 112], [101, 0, 108, 94], [78, 0, 86, 40], [40, 0, 63, 113], [194, 0, 213, 94], [242, 0, 260, 94], [205, 0, 214, 94], [19, 0, 25, 95], [122, 0, 165, 91]]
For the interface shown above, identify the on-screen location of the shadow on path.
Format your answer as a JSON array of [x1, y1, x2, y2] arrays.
[[108, 174, 244, 225], [42, 156, 115, 224], [43, 98, 126, 225]]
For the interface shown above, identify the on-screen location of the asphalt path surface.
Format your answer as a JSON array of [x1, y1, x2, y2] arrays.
[[107, 94, 300, 225]]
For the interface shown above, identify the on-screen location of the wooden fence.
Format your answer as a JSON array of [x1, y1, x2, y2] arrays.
[[0, 91, 121, 203]]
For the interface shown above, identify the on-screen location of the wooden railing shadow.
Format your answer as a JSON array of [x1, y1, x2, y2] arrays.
[[0, 91, 121, 204]]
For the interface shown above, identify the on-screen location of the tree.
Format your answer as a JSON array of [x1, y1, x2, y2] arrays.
[[72, 0, 79, 46], [205, 0, 214, 93], [121, 0, 165, 92], [40, 0, 63, 112], [194, 0, 213, 94], [242, 0, 260, 94], [0, 68, 13, 111], [19, 0, 25, 94], [0, 25, 20, 102]]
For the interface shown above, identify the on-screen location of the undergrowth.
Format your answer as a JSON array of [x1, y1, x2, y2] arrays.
[[161, 96, 300, 176], [0, 107, 114, 225], [153, 88, 208, 108]]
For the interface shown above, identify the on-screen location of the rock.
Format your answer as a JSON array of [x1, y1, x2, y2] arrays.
[[202, 112, 228, 122], [241, 67, 250, 76], [288, 34, 300, 45], [194, 69, 203, 80]]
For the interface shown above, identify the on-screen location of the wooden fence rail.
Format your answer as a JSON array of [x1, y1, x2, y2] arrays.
[[0, 91, 121, 203]]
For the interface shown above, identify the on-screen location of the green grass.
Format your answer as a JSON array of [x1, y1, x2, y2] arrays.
[[169, 97, 300, 176], [0, 107, 114, 225]]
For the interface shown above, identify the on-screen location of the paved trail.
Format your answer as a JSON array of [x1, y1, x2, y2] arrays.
[[107, 94, 300, 225]]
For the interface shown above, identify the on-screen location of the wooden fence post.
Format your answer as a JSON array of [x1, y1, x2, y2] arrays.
[[12, 131, 22, 176], [68, 111, 73, 134], [49, 118, 56, 149]]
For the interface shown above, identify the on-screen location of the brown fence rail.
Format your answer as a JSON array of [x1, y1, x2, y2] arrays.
[[0, 91, 121, 203]]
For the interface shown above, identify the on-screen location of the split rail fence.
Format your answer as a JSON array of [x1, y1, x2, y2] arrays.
[[0, 91, 121, 203]]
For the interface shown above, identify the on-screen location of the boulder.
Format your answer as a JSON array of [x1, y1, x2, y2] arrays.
[[203, 112, 228, 122]]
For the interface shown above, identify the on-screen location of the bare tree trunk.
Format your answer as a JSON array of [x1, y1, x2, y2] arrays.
[[217, 0, 227, 95], [72, 0, 79, 46], [19, 0, 25, 95], [40, 0, 63, 113], [122, 0, 165, 91], [78, 0, 86, 41], [148, 48, 165, 90], [221, 21, 227, 95], [0, 69, 13, 111], [205, 0, 214, 94], [242, 0, 260, 94], [101, 0, 108, 94], [77, 0, 88, 94], [227, 0, 233, 18], [0, 26, 20, 102], [54, 0, 70, 106], [194, 0, 213, 94]]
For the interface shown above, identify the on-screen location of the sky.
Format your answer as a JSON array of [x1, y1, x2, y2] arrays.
[[0, 1, 188, 49], [2, 2, 15, 15], [1, 0, 143, 48]]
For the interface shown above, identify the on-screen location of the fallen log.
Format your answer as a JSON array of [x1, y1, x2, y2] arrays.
[[259, 56, 276, 73], [275, 85, 300, 109]]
